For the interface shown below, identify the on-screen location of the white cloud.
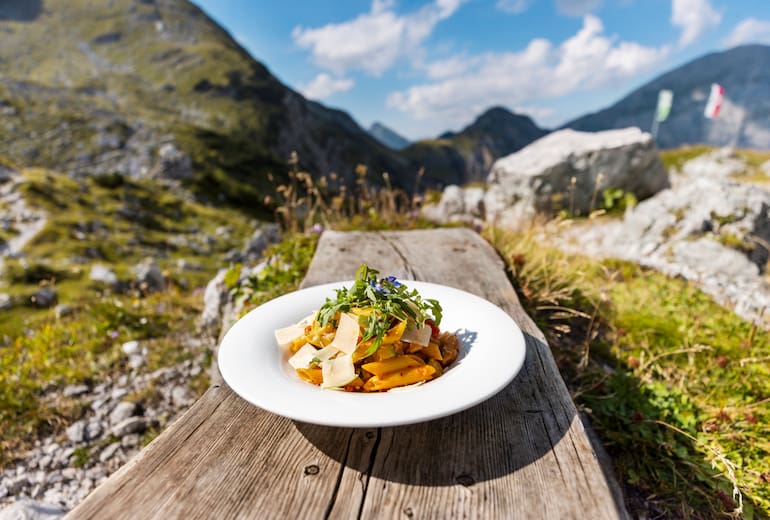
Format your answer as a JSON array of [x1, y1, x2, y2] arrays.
[[556, 0, 602, 17], [495, 0, 532, 14], [387, 15, 666, 127], [671, 0, 721, 47], [301, 73, 355, 100], [292, 0, 465, 76], [424, 55, 476, 79], [722, 18, 770, 48]]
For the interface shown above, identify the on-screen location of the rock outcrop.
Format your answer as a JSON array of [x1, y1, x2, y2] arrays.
[[559, 149, 770, 326], [484, 127, 668, 227]]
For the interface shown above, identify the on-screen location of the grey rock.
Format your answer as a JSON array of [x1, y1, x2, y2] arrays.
[[199, 268, 228, 332], [121, 434, 141, 448], [5, 474, 29, 495], [59, 469, 77, 481], [680, 147, 746, 179], [151, 143, 192, 181], [0, 499, 65, 520], [0, 485, 7, 499], [171, 386, 192, 407], [133, 258, 165, 293], [485, 127, 669, 227], [98, 442, 121, 463], [62, 385, 88, 398], [422, 185, 486, 225], [36, 457, 52, 471], [0, 293, 11, 311], [85, 421, 103, 441], [110, 387, 128, 401], [110, 417, 147, 437], [65, 421, 86, 444], [242, 224, 280, 262], [560, 174, 770, 325], [127, 354, 144, 369], [121, 340, 140, 355], [109, 401, 137, 426], [88, 264, 118, 287], [30, 288, 57, 308], [53, 304, 74, 319], [42, 444, 59, 457]]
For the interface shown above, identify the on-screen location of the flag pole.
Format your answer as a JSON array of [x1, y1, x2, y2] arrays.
[[651, 112, 660, 139]]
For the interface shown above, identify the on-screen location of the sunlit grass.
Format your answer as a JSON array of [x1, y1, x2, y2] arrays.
[[486, 226, 769, 518]]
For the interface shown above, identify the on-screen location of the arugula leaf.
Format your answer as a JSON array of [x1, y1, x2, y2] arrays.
[[316, 264, 442, 354]]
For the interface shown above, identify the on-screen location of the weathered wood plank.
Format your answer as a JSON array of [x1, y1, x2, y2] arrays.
[[301, 229, 627, 519], [68, 228, 627, 519], [67, 385, 351, 519]]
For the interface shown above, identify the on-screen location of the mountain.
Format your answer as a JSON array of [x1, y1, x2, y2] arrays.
[[0, 0, 410, 206], [563, 45, 770, 150], [368, 122, 410, 150], [403, 107, 548, 187]]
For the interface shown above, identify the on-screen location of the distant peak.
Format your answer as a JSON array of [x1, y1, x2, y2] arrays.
[[368, 122, 410, 150]]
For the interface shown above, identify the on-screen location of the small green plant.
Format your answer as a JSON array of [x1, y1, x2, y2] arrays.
[[601, 188, 637, 214], [72, 446, 90, 468]]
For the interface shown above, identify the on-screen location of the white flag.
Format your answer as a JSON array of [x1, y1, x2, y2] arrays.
[[655, 90, 673, 122], [704, 83, 724, 119]]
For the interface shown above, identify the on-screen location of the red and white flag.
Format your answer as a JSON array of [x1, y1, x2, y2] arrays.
[[704, 83, 724, 118]]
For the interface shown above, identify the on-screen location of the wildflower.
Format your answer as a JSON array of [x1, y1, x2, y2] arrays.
[[308, 223, 324, 235]]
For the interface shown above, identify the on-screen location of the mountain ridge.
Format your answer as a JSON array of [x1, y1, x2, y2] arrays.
[[403, 106, 548, 186], [0, 0, 410, 205], [563, 44, 770, 149], [368, 122, 411, 150]]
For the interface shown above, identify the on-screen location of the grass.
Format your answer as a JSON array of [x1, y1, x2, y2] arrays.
[[0, 166, 256, 463], [487, 226, 769, 518]]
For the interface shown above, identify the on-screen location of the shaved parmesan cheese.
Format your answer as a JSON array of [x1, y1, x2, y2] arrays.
[[274, 323, 305, 349], [328, 312, 360, 354], [321, 354, 356, 388], [314, 345, 340, 362], [288, 343, 319, 369], [401, 323, 432, 346]]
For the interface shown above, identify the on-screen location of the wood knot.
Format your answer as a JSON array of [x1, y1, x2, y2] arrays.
[[455, 474, 475, 487], [304, 464, 320, 476], [403, 506, 414, 518], [365, 431, 375, 439]]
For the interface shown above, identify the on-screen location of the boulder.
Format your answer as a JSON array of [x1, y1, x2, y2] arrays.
[[560, 176, 770, 325], [151, 143, 192, 180], [241, 224, 281, 263], [199, 268, 228, 332], [421, 185, 485, 225], [485, 127, 668, 227], [133, 258, 165, 293], [30, 288, 57, 308], [89, 264, 118, 287], [679, 147, 746, 180]]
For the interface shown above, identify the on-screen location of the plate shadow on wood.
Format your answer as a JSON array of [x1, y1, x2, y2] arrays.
[[294, 332, 575, 487]]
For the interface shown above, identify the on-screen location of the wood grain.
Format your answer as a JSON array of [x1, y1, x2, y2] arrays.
[[67, 228, 628, 519]]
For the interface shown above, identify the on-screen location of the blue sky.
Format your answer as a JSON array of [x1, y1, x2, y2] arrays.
[[191, 0, 770, 141]]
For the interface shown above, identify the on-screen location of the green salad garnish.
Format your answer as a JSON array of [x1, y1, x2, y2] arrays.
[[316, 264, 442, 357]]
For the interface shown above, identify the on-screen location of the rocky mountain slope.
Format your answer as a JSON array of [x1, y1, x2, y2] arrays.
[[564, 45, 770, 150], [403, 107, 548, 187], [0, 0, 409, 204], [368, 122, 410, 150]]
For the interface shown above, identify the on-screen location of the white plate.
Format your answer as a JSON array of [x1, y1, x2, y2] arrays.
[[218, 280, 526, 428]]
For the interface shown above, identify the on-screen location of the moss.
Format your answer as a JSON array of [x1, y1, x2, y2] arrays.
[[659, 145, 713, 172]]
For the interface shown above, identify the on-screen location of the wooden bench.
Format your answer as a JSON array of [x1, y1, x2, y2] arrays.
[[67, 228, 628, 519]]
